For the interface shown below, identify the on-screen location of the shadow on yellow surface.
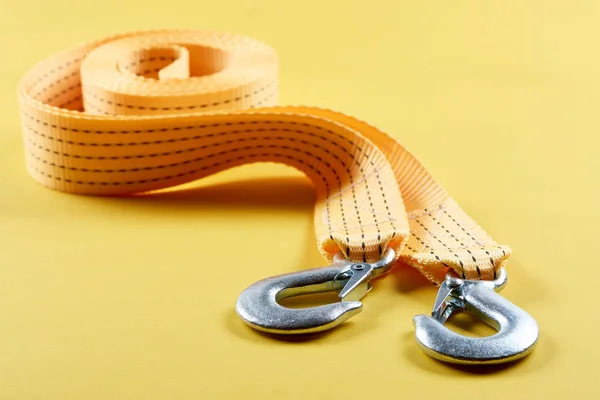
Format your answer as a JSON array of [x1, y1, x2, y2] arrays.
[[64, 172, 555, 376], [129, 175, 317, 211]]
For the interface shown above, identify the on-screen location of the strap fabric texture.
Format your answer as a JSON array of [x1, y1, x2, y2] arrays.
[[17, 29, 511, 284]]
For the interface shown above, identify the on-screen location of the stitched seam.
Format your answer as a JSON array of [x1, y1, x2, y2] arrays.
[[484, 248, 496, 278], [425, 207, 468, 248], [411, 232, 451, 270], [22, 112, 355, 139], [363, 178, 381, 258], [122, 56, 178, 72], [465, 249, 481, 277], [414, 218, 467, 277], [28, 151, 329, 189], [493, 246, 508, 279], [441, 207, 484, 246], [45, 83, 82, 103], [426, 207, 481, 277], [27, 136, 352, 173], [127, 56, 178, 66], [83, 101, 110, 115], [30, 58, 81, 88], [25, 125, 361, 160], [83, 82, 272, 111], [34, 71, 79, 97], [252, 89, 276, 108], [405, 244, 418, 253], [374, 170, 395, 239]]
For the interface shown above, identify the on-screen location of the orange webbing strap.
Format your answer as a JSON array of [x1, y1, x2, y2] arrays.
[[17, 29, 511, 284]]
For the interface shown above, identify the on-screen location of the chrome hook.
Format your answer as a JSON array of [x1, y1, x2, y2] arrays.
[[236, 248, 396, 335], [413, 268, 539, 365]]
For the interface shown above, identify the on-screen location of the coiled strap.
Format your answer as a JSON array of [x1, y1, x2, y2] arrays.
[[17, 29, 510, 283]]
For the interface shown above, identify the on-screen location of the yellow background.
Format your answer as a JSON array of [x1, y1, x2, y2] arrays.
[[1, 0, 598, 398]]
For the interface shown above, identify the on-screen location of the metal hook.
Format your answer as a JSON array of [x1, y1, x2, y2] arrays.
[[236, 248, 396, 335], [413, 268, 539, 365]]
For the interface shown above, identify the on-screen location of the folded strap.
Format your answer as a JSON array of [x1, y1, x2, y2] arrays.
[[17, 29, 511, 283]]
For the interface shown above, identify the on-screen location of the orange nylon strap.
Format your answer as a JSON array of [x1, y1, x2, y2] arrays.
[[17, 29, 511, 284]]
